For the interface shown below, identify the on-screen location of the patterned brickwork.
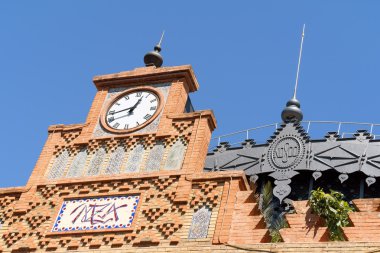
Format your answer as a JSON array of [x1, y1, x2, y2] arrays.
[[170, 120, 194, 143], [190, 181, 220, 209], [61, 129, 81, 144], [0, 195, 19, 222], [0, 193, 21, 251], [0, 175, 228, 252], [0, 194, 20, 253]]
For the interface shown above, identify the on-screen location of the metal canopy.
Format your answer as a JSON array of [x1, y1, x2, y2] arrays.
[[205, 122, 380, 202]]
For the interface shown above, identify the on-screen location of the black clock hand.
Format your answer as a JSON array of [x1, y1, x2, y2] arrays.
[[110, 98, 142, 121], [111, 113, 131, 121], [110, 97, 144, 115], [110, 106, 134, 115], [128, 97, 143, 113]]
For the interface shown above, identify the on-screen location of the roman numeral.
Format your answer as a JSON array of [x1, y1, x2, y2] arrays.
[[113, 123, 120, 128], [124, 124, 129, 129], [115, 102, 120, 106], [145, 93, 151, 98], [136, 92, 142, 97], [136, 121, 140, 126], [150, 98, 157, 103], [144, 114, 152, 120], [124, 95, 129, 100], [108, 117, 115, 123], [108, 110, 115, 115], [150, 106, 157, 111]]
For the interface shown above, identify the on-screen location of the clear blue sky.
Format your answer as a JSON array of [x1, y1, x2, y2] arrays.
[[1, 1, 379, 187]]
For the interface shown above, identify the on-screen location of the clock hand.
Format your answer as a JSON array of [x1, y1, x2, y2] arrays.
[[110, 97, 144, 115], [129, 97, 143, 113], [111, 113, 131, 121], [110, 106, 134, 115]]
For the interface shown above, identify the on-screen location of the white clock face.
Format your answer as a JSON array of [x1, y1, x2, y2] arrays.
[[105, 90, 160, 131]]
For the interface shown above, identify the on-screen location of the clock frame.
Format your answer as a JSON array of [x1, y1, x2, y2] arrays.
[[100, 87, 164, 134]]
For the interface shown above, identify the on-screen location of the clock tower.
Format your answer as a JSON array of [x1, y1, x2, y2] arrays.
[[0, 44, 258, 252], [37, 64, 214, 179]]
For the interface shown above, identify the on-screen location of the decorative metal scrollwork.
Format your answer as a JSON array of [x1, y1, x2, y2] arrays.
[[205, 122, 380, 202]]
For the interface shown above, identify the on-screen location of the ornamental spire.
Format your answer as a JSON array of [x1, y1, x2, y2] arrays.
[[281, 24, 305, 122], [144, 31, 165, 68]]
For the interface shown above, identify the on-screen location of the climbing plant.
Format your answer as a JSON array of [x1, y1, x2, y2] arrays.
[[309, 188, 354, 241], [259, 181, 288, 242]]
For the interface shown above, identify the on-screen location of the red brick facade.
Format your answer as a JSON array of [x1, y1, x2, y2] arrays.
[[1, 65, 380, 252]]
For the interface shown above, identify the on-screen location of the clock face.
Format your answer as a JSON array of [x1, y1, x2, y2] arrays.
[[103, 89, 162, 132]]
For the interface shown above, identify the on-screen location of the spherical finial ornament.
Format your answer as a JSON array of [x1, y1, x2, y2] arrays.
[[281, 98, 303, 122], [144, 44, 163, 68]]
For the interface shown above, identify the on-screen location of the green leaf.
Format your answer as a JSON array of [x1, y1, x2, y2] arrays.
[[308, 188, 353, 241], [328, 206, 337, 214]]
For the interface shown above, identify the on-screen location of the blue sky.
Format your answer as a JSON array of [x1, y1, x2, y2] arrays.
[[1, 1, 379, 187]]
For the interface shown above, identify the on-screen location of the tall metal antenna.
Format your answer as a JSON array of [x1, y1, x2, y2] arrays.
[[293, 24, 306, 99], [281, 24, 306, 123], [158, 30, 165, 47]]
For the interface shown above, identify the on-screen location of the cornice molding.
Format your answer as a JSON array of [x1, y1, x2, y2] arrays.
[[93, 65, 199, 93]]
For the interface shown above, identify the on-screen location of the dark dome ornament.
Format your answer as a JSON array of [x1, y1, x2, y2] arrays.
[[281, 98, 303, 122], [144, 31, 165, 68]]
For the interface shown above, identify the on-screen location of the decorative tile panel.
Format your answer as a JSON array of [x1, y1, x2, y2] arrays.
[[164, 139, 187, 170], [125, 144, 144, 173], [145, 141, 164, 172], [51, 195, 139, 232], [105, 146, 125, 175], [188, 206, 212, 239], [66, 148, 88, 178], [47, 149, 69, 180], [86, 146, 106, 176]]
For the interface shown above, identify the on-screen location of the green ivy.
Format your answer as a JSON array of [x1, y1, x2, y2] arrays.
[[308, 188, 354, 241]]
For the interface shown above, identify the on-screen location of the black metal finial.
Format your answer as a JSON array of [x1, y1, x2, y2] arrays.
[[281, 24, 305, 123], [144, 31, 165, 68], [281, 98, 303, 122]]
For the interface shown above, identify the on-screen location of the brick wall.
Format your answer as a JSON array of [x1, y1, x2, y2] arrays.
[[1, 65, 380, 252]]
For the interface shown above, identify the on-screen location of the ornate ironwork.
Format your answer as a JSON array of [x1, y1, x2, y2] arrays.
[[205, 122, 380, 202]]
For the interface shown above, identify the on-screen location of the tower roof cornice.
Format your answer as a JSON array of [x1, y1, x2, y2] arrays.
[[93, 65, 199, 92]]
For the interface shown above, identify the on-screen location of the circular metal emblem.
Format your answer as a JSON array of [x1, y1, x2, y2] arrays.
[[268, 135, 305, 172]]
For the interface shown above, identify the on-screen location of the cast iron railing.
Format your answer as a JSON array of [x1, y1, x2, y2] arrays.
[[208, 121, 380, 152]]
